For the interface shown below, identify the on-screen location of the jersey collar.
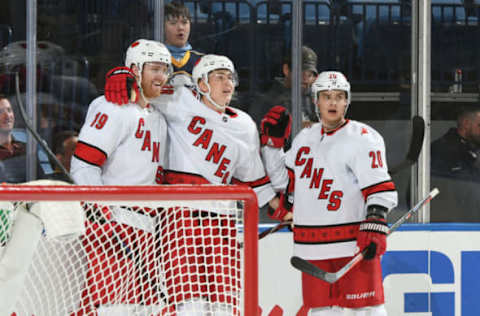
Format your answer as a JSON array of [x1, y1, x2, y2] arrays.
[[321, 119, 349, 136]]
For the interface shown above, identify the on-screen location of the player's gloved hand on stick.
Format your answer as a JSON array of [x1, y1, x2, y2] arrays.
[[356, 205, 389, 260], [260, 105, 292, 148], [104, 67, 139, 105], [267, 193, 292, 222]]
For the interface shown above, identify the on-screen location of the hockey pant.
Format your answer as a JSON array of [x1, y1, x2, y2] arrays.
[[72, 209, 162, 315], [302, 256, 384, 309], [159, 208, 240, 306]]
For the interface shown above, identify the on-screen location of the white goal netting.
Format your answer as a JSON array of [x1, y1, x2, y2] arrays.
[[0, 184, 258, 316]]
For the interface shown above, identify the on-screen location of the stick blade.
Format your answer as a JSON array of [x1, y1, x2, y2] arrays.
[[406, 115, 425, 162], [388, 115, 425, 175], [290, 256, 336, 284]]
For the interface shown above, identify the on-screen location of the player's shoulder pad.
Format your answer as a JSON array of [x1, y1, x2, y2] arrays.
[[297, 122, 322, 138], [177, 85, 199, 101], [227, 106, 248, 118], [229, 106, 258, 127], [151, 85, 181, 105], [290, 122, 322, 148], [347, 120, 384, 143], [225, 107, 260, 140], [94, 95, 131, 112]]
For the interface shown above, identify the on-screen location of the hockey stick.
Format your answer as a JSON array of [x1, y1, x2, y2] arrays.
[[14, 72, 74, 183], [291, 187, 439, 284], [260, 116, 425, 240], [388, 115, 425, 175], [259, 220, 292, 240]]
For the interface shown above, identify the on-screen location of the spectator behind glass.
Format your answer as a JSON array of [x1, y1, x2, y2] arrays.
[[431, 107, 480, 182], [46, 130, 78, 183], [103, 1, 205, 106], [0, 95, 26, 182], [249, 46, 319, 129], [164, 1, 204, 88]]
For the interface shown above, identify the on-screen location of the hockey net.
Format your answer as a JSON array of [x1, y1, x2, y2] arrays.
[[0, 184, 258, 316]]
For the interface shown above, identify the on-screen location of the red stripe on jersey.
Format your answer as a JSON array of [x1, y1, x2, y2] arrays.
[[286, 167, 295, 194], [160, 85, 175, 95], [361, 180, 396, 201], [164, 170, 210, 185], [225, 107, 238, 118], [294, 222, 360, 244], [231, 175, 270, 188], [74, 141, 107, 167]]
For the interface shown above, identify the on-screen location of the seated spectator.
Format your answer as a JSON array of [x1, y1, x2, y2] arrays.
[[249, 46, 319, 129], [46, 130, 78, 183], [430, 108, 480, 222], [431, 107, 480, 182], [0, 95, 24, 158], [0, 95, 26, 182]]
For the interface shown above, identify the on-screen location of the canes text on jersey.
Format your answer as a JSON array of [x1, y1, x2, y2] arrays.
[[135, 118, 162, 162], [188, 116, 231, 183], [295, 146, 343, 211]]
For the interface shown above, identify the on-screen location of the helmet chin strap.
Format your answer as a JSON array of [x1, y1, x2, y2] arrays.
[[137, 79, 150, 105], [132, 65, 150, 105], [199, 80, 228, 111], [136, 67, 165, 106]]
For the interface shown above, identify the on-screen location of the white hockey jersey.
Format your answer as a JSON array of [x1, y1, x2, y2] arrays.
[[283, 120, 398, 260], [71, 96, 167, 185], [153, 87, 275, 207]]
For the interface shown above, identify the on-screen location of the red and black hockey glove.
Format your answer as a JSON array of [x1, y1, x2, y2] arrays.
[[260, 105, 292, 149], [104, 67, 139, 105], [267, 193, 293, 222], [356, 205, 389, 260]]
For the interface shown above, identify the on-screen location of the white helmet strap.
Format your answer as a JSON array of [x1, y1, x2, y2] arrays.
[[131, 63, 149, 104], [198, 74, 227, 111]]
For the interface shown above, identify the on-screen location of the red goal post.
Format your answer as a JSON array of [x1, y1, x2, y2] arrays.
[[0, 184, 258, 316]]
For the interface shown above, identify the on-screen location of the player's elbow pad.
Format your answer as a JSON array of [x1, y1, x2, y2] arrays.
[[366, 204, 388, 220], [71, 158, 103, 185], [261, 146, 288, 191]]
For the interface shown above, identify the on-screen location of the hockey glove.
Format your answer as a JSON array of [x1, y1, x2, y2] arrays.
[[104, 67, 139, 105], [267, 193, 292, 222], [260, 105, 292, 148], [357, 205, 389, 260]]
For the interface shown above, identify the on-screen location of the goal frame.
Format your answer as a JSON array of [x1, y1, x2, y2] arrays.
[[0, 184, 259, 315]]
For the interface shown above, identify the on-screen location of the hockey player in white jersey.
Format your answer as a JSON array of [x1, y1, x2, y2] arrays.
[[70, 39, 171, 315], [261, 71, 398, 316], [157, 54, 275, 202], [103, 54, 277, 315], [154, 54, 276, 315], [71, 39, 169, 185], [102, 54, 275, 203]]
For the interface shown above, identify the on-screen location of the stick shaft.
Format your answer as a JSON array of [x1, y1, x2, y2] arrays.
[[258, 220, 292, 240], [291, 188, 439, 283]]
